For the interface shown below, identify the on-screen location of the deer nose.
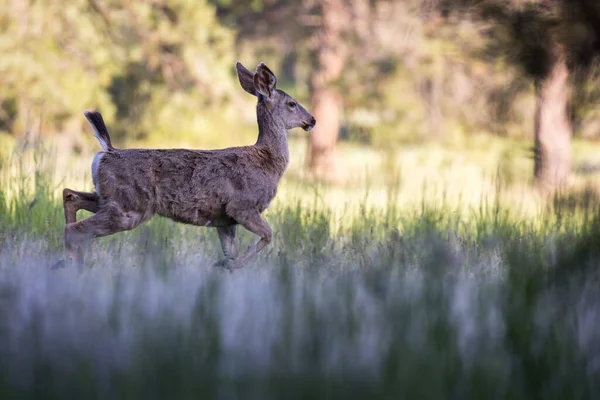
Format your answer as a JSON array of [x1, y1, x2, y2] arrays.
[[302, 116, 316, 131]]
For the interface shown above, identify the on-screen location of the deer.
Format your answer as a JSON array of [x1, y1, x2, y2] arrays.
[[53, 61, 316, 271]]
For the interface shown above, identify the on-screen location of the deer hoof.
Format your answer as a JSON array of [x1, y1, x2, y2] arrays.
[[212, 258, 228, 269], [213, 257, 241, 271]]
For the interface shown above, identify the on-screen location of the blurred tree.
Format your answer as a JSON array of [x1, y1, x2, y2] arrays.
[[0, 0, 240, 148], [77, 0, 240, 145], [306, 0, 347, 176], [210, 0, 307, 80], [0, 0, 116, 141], [443, 0, 600, 190]]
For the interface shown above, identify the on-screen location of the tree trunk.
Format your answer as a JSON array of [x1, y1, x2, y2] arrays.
[[308, 0, 345, 177], [533, 47, 571, 191]]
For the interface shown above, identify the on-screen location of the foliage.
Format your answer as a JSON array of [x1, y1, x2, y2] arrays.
[[2, 0, 600, 149], [0, 0, 116, 134], [213, 0, 600, 148], [0, 0, 243, 147]]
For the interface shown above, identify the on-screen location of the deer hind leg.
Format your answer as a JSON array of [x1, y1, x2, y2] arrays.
[[52, 189, 100, 268], [65, 204, 145, 267], [222, 208, 272, 270], [213, 225, 238, 268], [63, 188, 99, 224]]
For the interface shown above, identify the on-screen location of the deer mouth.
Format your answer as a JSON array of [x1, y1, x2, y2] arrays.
[[302, 117, 316, 132]]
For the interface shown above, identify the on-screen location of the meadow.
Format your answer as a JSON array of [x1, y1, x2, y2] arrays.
[[1, 134, 600, 399]]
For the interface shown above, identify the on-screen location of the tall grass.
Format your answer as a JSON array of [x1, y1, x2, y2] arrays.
[[1, 142, 600, 399]]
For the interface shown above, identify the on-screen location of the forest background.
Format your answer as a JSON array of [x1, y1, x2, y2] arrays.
[[3, 0, 600, 202]]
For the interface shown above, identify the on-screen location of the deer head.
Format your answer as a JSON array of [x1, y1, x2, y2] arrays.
[[236, 62, 316, 132]]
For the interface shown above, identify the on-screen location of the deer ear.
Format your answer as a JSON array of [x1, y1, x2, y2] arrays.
[[236, 62, 257, 96], [254, 63, 277, 98]]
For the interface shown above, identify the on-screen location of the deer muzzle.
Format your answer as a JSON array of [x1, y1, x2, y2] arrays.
[[303, 117, 316, 132]]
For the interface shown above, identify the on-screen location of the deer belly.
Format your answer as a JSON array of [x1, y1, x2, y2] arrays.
[[170, 212, 211, 226], [159, 206, 234, 227]]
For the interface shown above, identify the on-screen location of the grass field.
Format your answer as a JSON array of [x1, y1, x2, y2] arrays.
[[1, 136, 600, 398]]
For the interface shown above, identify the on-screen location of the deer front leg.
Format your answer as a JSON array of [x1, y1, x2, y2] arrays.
[[213, 225, 239, 268], [221, 209, 272, 270]]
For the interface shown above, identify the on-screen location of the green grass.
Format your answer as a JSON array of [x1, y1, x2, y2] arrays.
[[1, 139, 600, 399]]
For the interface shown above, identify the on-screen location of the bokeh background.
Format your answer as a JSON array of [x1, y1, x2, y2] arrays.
[[2, 0, 600, 201], [2, 1, 600, 398]]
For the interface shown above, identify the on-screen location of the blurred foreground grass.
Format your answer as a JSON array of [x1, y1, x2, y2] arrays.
[[1, 138, 600, 398]]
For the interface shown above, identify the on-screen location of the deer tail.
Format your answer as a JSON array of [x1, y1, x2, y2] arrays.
[[83, 111, 114, 151]]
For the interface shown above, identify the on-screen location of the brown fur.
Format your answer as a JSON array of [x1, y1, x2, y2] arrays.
[[56, 62, 315, 270]]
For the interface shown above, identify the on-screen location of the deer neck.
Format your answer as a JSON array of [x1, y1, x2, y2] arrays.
[[255, 102, 290, 166]]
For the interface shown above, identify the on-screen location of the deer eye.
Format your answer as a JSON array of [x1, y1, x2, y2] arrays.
[[288, 101, 297, 108]]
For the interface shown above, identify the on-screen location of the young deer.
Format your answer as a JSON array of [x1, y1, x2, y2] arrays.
[[55, 62, 315, 270]]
